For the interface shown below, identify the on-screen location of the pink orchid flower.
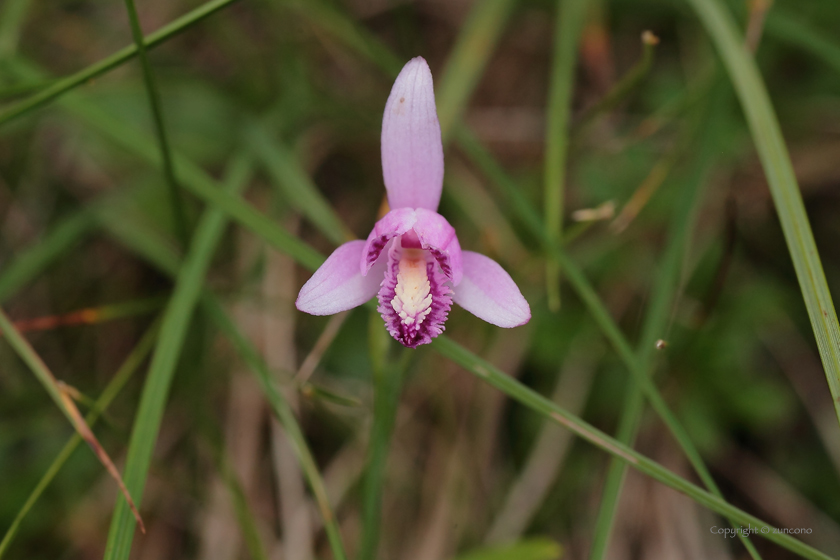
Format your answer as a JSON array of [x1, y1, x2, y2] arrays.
[[296, 57, 530, 348]]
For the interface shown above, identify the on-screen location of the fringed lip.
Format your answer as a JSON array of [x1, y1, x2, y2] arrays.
[[361, 207, 463, 285], [377, 239, 453, 348]]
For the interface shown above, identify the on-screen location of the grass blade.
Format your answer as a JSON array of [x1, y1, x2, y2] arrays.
[[0, 211, 96, 303], [589, 82, 760, 560], [121, 0, 190, 246], [543, 0, 587, 312], [432, 335, 831, 560], [204, 300, 348, 560], [0, 321, 159, 559], [245, 122, 352, 245], [686, 0, 840, 428], [436, 0, 516, 141], [0, 309, 146, 531], [103, 155, 252, 559], [0, 0, 239, 126], [764, 12, 840, 75], [358, 318, 410, 560]]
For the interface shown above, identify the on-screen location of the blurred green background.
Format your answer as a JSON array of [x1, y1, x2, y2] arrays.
[[1, 0, 840, 559]]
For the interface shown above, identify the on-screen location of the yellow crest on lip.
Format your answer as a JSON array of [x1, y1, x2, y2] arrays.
[[391, 249, 433, 326]]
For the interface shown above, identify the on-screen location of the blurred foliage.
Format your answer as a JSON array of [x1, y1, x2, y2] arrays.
[[1, 0, 840, 558]]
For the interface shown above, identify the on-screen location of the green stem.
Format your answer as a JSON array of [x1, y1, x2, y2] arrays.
[[0, 0, 239, 126], [432, 336, 831, 560], [358, 321, 410, 560], [686, 0, 840, 430], [121, 0, 190, 246], [103, 155, 251, 560], [0, 322, 159, 559], [544, 0, 587, 312]]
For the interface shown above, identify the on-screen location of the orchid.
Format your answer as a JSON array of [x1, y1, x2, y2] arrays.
[[296, 57, 530, 348]]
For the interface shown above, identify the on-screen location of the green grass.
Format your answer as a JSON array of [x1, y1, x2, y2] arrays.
[[2, 0, 840, 558]]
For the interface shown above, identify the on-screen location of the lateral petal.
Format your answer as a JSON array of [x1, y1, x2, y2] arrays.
[[297, 240, 386, 315], [453, 251, 530, 328]]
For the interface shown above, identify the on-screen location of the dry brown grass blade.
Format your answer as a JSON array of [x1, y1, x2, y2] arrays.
[[57, 381, 146, 534]]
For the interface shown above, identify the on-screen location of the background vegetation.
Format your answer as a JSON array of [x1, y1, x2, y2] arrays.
[[1, 0, 840, 558]]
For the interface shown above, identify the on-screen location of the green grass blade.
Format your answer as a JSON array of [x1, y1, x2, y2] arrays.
[[358, 319, 410, 560], [217, 455, 269, 560], [572, 32, 658, 135], [686, 0, 840, 428], [543, 0, 587, 312], [764, 12, 840, 75], [0, 0, 239, 126], [121, 0, 190, 246], [432, 336, 831, 560], [47, 90, 323, 271], [0, 211, 96, 303], [0, 0, 29, 57], [204, 299, 348, 560], [456, 103, 762, 556], [589, 82, 760, 560], [103, 155, 252, 559], [454, 538, 563, 560], [245, 123, 352, 244], [0, 321, 159, 559], [91, 179, 348, 560], [436, 0, 516, 141], [282, 0, 403, 76]]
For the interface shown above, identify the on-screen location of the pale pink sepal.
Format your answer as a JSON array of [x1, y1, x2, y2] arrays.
[[296, 240, 387, 315], [361, 208, 462, 285], [453, 251, 530, 328], [381, 56, 444, 212]]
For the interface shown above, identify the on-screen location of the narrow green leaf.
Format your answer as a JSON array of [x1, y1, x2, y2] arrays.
[[0, 321, 159, 559], [0, 0, 239, 126], [543, 0, 587, 312], [103, 155, 252, 559], [358, 319, 410, 560], [436, 0, 516, 141], [246, 123, 352, 245], [121, 0, 190, 246], [765, 12, 840, 75], [204, 299, 348, 560], [454, 538, 562, 560], [686, 0, 840, 428], [432, 336, 831, 560], [590, 82, 760, 560], [0, 211, 96, 303]]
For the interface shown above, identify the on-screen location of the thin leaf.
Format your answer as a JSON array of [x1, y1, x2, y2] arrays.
[[0, 309, 145, 532], [454, 538, 563, 560], [686, 0, 840, 428], [0, 321, 159, 559], [432, 335, 831, 560], [436, 0, 516, 141], [103, 155, 252, 559], [543, 0, 587, 312], [245, 122, 352, 245], [0, 0, 239, 126], [121, 0, 190, 246]]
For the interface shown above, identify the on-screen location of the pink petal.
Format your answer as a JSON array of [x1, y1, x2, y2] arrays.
[[381, 57, 444, 212], [412, 208, 462, 285], [361, 208, 416, 274], [453, 251, 530, 328], [297, 240, 386, 315], [362, 208, 462, 285]]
